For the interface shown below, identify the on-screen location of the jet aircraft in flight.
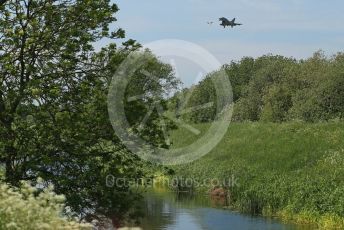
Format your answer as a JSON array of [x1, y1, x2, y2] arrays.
[[219, 17, 242, 28]]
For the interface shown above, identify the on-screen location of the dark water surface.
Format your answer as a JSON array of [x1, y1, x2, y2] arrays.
[[138, 187, 310, 230]]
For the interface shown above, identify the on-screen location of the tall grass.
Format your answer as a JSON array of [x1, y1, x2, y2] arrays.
[[171, 121, 344, 229]]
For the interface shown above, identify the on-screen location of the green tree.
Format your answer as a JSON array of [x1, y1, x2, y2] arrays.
[[224, 57, 255, 102], [289, 52, 344, 121], [0, 0, 178, 222], [0, 0, 122, 181], [232, 55, 296, 121]]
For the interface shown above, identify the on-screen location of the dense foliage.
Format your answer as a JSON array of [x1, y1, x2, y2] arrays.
[[167, 51, 344, 228], [1, 0, 343, 228], [171, 122, 344, 228], [0, 179, 91, 229], [175, 52, 344, 123], [0, 0, 178, 224]]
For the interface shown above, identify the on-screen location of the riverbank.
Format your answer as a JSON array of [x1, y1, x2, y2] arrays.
[[139, 186, 304, 230], [169, 121, 344, 229]]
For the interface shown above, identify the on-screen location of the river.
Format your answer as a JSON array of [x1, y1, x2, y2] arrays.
[[136, 187, 311, 230]]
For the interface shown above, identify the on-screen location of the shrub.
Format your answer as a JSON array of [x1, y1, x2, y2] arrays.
[[0, 180, 91, 230]]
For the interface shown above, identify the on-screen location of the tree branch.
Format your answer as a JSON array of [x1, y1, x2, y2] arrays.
[[0, 0, 7, 7]]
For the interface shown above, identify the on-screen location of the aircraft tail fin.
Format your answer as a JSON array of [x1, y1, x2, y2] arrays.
[[231, 18, 236, 23]]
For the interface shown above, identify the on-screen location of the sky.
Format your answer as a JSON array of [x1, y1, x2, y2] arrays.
[[107, 0, 344, 86]]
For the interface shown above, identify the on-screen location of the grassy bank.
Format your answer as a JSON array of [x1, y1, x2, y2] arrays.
[[170, 121, 344, 229]]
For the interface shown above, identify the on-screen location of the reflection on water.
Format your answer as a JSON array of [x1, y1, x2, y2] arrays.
[[138, 187, 309, 230]]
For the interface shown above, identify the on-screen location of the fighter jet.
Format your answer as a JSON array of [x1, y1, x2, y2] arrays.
[[219, 17, 242, 28]]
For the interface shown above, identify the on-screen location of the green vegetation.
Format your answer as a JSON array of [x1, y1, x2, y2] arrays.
[[171, 122, 344, 228], [0, 0, 178, 226], [172, 52, 344, 123], [0, 179, 91, 230], [168, 51, 344, 228], [1, 0, 343, 228]]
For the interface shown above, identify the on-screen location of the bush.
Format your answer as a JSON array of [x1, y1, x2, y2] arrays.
[[0, 180, 91, 230]]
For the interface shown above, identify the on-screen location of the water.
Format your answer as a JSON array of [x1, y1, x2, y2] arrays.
[[138, 187, 309, 230]]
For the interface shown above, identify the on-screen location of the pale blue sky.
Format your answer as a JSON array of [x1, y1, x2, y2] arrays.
[[108, 0, 344, 86]]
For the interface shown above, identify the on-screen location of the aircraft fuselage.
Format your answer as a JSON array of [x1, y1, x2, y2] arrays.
[[219, 17, 242, 28]]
